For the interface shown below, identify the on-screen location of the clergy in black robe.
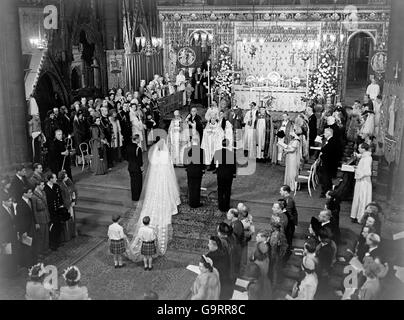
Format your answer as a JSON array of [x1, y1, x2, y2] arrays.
[[192, 68, 205, 103], [126, 135, 143, 201], [50, 130, 72, 180], [214, 139, 237, 212], [254, 107, 274, 161], [15, 188, 37, 267], [183, 141, 205, 208]]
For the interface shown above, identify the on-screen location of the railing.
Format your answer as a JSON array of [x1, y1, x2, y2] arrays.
[[157, 0, 391, 6]]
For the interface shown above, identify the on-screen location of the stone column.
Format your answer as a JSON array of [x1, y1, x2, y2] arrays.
[[386, 0, 404, 205], [0, 0, 29, 171]]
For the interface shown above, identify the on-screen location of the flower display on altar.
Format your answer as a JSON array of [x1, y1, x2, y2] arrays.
[[214, 44, 233, 98], [265, 95, 276, 108], [306, 49, 337, 101]]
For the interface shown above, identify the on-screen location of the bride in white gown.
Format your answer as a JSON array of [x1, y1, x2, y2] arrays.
[[126, 138, 181, 261]]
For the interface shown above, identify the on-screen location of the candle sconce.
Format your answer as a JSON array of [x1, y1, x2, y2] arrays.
[[394, 61, 401, 80]]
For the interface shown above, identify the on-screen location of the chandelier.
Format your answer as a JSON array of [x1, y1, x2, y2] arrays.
[[292, 37, 320, 62], [242, 0, 265, 59], [135, 35, 163, 56], [29, 24, 48, 50]]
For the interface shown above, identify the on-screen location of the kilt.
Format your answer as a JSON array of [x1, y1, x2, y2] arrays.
[[110, 239, 126, 254], [141, 240, 156, 256]]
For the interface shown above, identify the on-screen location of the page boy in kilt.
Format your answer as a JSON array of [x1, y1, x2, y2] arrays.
[[107, 214, 128, 268], [133, 216, 157, 271]]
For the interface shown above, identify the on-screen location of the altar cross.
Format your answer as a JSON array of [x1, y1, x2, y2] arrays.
[[272, 51, 281, 72]]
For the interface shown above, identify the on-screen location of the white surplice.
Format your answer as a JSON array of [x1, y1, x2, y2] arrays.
[[243, 109, 257, 158]]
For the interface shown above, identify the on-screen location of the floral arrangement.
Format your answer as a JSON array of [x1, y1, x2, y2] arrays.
[[307, 49, 337, 101], [214, 44, 233, 99], [62, 266, 81, 283]]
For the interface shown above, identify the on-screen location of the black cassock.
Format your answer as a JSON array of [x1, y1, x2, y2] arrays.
[[183, 146, 205, 208], [214, 147, 236, 212], [127, 142, 143, 201], [50, 138, 72, 179]]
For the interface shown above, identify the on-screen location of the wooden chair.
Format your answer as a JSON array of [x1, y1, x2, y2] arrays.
[[294, 161, 318, 197], [78, 142, 92, 171]]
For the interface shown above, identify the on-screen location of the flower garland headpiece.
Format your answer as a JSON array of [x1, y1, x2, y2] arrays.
[[28, 263, 46, 278], [62, 266, 81, 282]]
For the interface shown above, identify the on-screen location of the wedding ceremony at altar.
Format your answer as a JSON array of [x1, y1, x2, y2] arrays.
[[1, 0, 404, 304]]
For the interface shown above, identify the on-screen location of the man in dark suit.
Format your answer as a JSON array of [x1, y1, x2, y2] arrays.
[[307, 106, 317, 156], [0, 194, 18, 276], [9, 164, 28, 202], [118, 103, 132, 160], [309, 209, 337, 244], [280, 185, 298, 251], [100, 105, 114, 169], [213, 139, 236, 212], [126, 134, 143, 202], [318, 127, 340, 197], [50, 129, 73, 180], [16, 187, 38, 268], [183, 137, 205, 208], [186, 107, 204, 140], [44, 173, 64, 251]]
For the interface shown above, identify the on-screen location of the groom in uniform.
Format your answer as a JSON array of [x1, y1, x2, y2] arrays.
[[127, 135, 143, 201]]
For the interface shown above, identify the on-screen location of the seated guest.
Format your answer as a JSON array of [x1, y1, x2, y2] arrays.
[[25, 263, 52, 300], [206, 236, 232, 300], [354, 225, 376, 262], [285, 256, 318, 300], [59, 266, 90, 300], [246, 241, 272, 300], [325, 190, 341, 244], [191, 255, 221, 300], [309, 209, 337, 244], [357, 260, 382, 300]]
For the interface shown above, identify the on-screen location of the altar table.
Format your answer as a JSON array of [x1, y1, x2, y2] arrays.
[[234, 85, 306, 112]]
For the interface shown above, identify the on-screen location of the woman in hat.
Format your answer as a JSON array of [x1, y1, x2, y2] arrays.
[[283, 125, 302, 192], [89, 116, 108, 175], [57, 170, 77, 242], [25, 263, 53, 300], [285, 256, 318, 300], [59, 266, 90, 300], [191, 255, 221, 300]]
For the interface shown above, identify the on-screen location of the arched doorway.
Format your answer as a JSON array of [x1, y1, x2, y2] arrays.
[[345, 31, 375, 105], [34, 72, 66, 122]]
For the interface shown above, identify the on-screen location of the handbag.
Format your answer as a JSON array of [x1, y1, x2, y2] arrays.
[[57, 207, 70, 222]]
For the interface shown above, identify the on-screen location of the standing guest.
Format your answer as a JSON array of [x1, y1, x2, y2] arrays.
[[350, 143, 373, 224], [109, 109, 123, 163], [267, 220, 288, 288], [31, 181, 50, 257], [43, 111, 58, 145], [255, 230, 269, 245], [318, 127, 340, 198], [72, 110, 87, 163], [0, 194, 18, 276], [100, 106, 114, 169], [306, 106, 318, 156], [117, 103, 132, 159], [303, 238, 319, 269], [50, 130, 72, 180], [0, 176, 12, 201], [107, 214, 128, 269], [255, 106, 274, 162], [226, 208, 243, 277], [246, 241, 272, 300], [29, 163, 44, 190], [133, 216, 157, 271], [364, 233, 384, 262], [44, 173, 64, 251], [282, 126, 302, 192], [315, 229, 336, 292], [57, 171, 77, 242], [25, 263, 52, 300], [191, 255, 221, 300], [213, 139, 237, 212], [59, 266, 90, 300], [374, 95, 383, 138], [183, 137, 205, 208], [9, 164, 29, 202], [206, 235, 232, 300], [361, 203, 382, 235], [28, 113, 45, 164], [126, 135, 143, 202], [271, 200, 289, 235], [16, 187, 37, 268], [60, 106, 72, 135], [217, 222, 236, 292], [89, 117, 108, 175], [280, 185, 298, 251], [285, 256, 318, 300], [185, 81, 194, 111], [130, 103, 147, 150], [309, 209, 337, 244], [237, 203, 255, 274], [187, 107, 204, 141]]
